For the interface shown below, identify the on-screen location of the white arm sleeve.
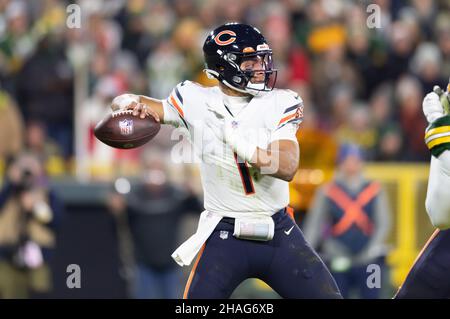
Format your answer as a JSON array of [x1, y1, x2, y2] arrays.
[[425, 150, 450, 230]]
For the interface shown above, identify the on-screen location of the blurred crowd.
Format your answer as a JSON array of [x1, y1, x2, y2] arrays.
[[0, 0, 448, 299], [0, 0, 448, 178]]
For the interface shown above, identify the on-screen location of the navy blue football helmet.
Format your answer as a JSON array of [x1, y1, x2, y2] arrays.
[[203, 23, 277, 95]]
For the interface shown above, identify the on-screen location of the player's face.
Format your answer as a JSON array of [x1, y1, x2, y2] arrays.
[[340, 155, 363, 176], [240, 55, 267, 83]]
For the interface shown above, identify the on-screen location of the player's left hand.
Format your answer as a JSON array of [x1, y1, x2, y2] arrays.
[[205, 104, 256, 161], [423, 91, 444, 123]]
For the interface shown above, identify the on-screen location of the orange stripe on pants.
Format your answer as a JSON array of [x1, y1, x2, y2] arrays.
[[394, 229, 440, 297], [183, 244, 206, 299], [407, 229, 440, 275], [286, 206, 295, 220]]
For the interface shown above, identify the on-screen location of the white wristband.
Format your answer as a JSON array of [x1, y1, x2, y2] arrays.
[[427, 112, 445, 124], [111, 94, 139, 111]]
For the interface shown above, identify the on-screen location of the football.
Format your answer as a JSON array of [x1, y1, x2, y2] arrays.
[[94, 110, 161, 149]]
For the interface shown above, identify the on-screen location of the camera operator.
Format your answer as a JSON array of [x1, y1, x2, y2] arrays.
[[0, 152, 63, 298]]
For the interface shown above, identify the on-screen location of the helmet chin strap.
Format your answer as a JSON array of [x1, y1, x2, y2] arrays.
[[204, 69, 219, 79], [222, 79, 252, 95], [224, 79, 267, 97], [204, 68, 265, 96]]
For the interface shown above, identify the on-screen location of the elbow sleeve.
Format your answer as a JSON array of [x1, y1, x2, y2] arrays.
[[425, 195, 450, 230]]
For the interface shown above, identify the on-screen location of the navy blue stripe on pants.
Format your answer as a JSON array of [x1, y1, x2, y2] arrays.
[[184, 209, 342, 299], [395, 228, 450, 299]]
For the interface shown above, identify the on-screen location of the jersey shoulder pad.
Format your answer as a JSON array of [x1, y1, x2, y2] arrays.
[[170, 81, 200, 103], [273, 89, 304, 129], [275, 89, 303, 109], [167, 81, 210, 119], [177, 80, 209, 97]]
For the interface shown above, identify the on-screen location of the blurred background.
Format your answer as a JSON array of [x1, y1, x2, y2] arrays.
[[0, 0, 449, 299]]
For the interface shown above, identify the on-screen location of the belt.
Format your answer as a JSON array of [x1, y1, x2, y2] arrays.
[[221, 207, 286, 225]]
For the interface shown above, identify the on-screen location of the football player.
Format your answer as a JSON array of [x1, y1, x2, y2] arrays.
[[111, 23, 342, 299], [395, 83, 450, 298]]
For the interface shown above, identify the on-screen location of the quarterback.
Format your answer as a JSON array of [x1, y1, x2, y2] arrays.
[[110, 23, 342, 299], [395, 83, 450, 298]]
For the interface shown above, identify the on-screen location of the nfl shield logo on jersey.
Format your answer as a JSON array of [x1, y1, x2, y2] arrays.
[[220, 231, 229, 240], [119, 119, 133, 136]]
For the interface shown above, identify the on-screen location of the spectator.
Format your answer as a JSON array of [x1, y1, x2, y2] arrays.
[[108, 148, 201, 299], [384, 21, 417, 81], [311, 45, 359, 115], [406, 0, 436, 40], [24, 121, 65, 176], [395, 75, 428, 161], [115, 1, 160, 68], [147, 40, 187, 99], [16, 35, 74, 158], [435, 13, 450, 76], [171, 18, 204, 81], [345, 4, 380, 99], [262, 2, 310, 88], [0, 152, 63, 298], [0, 0, 37, 94], [374, 125, 404, 162], [335, 105, 378, 159], [326, 84, 355, 130], [370, 85, 394, 131], [410, 42, 447, 94], [303, 144, 391, 299], [0, 87, 24, 161]]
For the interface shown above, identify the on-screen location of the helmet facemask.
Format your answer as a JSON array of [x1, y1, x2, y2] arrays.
[[238, 50, 277, 94], [205, 49, 278, 96]]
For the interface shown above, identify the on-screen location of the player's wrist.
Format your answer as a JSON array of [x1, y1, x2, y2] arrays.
[[427, 112, 445, 124], [138, 95, 149, 105]]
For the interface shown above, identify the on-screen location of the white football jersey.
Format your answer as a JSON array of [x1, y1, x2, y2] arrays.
[[162, 81, 303, 216]]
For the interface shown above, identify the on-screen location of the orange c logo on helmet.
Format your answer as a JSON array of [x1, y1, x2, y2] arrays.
[[214, 30, 236, 46]]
